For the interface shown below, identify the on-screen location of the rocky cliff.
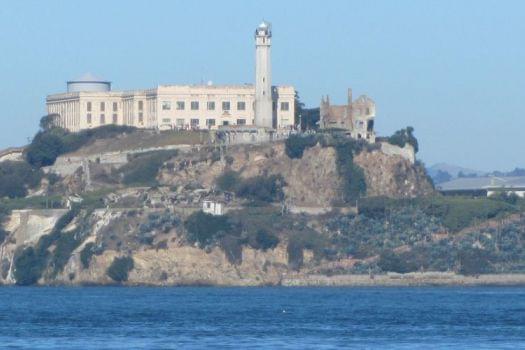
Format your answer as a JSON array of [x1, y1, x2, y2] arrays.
[[0, 138, 437, 286]]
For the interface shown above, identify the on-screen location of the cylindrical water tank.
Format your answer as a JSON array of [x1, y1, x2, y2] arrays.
[[67, 73, 111, 93]]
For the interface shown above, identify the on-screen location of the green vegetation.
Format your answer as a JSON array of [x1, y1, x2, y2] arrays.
[[333, 139, 367, 202], [250, 229, 279, 251], [215, 170, 240, 192], [235, 175, 285, 203], [184, 211, 232, 247], [0, 161, 43, 199], [80, 242, 96, 269], [284, 134, 319, 159], [359, 195, 517, 232], [106, 256, 134, 282], [216, 171, 285, 204], [26, 121, 137, 167], [12, 206, 84, 285], [284, 133, 367, 202], [119, 150, 178, 186], [457, 247, 492, 276], [324, 194, 525, 274], [386, 126, 419, 153]]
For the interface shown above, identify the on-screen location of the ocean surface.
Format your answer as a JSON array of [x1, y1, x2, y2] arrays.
[[0, 286, 524, 349]]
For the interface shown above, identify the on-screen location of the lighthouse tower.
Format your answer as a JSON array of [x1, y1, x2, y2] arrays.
[[254, 21, 273, 129]]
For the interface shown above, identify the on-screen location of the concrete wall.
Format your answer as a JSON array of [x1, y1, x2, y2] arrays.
[[379, 142, 415, 164]]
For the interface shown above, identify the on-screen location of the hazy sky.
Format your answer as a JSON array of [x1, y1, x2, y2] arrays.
[[0, 0, 523, 171]]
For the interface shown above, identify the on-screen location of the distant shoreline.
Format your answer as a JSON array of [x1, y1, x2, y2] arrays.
[[280, 272, 525, 287], [3, 272, 525, 287]]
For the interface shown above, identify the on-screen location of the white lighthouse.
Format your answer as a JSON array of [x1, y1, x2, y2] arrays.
[[254, 21, 273, 129]]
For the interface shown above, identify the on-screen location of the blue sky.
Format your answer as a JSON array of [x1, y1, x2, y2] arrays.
[[0, 0, 523, 171]]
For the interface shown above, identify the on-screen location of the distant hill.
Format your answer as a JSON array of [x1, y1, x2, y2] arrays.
[[427, 163, 486, 184], [428, 163, 525, 184]]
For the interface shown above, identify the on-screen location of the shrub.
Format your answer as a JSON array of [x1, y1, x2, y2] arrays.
[[235, 175, 285, 203], [377, 249, 415, 273], [26, 122, 137, 167], [220, 235, 243, 265], [250, 229, 279, 251], [285, 134, 319, 159], [334, 140, 366, 202], [12, 207, 81, 285], [387, 126, 419, 153], [106, 256, 134, 282], [457, 247, 492, 276], [26, 130, 66, 167], [119, 150, 178, 186], [287, 237, 304, 270], [216, 170, 241, 192], [184, 211, 232, 247], [50, 231, 83, 274], [0, 161, 43, 198], [80, 242, 96, 269], [13, 247, 47, 285]]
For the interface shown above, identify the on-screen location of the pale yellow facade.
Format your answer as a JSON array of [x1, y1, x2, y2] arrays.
[[46, 84, 295, 132]]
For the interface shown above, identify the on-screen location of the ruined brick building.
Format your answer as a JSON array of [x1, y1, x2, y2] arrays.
[[320, 88, 376, 142]]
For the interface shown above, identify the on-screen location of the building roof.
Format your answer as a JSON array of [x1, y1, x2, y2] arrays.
[[68, 73, 110, 83], [437, 176, 525, 191]]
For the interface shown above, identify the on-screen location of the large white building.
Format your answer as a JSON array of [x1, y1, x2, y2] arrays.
[[46, 22, 295, 132]]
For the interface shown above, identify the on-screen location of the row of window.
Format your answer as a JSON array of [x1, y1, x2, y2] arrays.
[[85, 100, 290, 113], [161, 118, 247, 127], [86, 113, 144, 125], [86, 101, 144, 112], [161, 100, 290, 112]]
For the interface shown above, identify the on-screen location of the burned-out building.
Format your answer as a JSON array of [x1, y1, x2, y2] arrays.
[[320, 88, 376, 142]]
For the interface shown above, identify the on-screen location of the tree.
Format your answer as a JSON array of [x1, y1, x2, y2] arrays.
[[106, 256, 134, 282], [433, 170, 452, 184], [457, 247, 492, 276], [39, 114, 60, 131], [388, 126, 419, 153], [184, 211, 232, 247], [25, 131, 65, 167], [0, 161, 43, 198], [216, 170, 241, 192], [294, 91, 305, 127]]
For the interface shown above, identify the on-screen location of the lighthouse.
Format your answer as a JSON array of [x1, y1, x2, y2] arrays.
[[254, 21, 273, 129]]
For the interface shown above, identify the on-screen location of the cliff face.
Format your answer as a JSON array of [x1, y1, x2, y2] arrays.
[[0, 139, 435, 286], [355, 146, 434, 198], [157, 141, 432, 208]]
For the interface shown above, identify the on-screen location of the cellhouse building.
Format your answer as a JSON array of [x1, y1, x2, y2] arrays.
[[46, 22, 295, 133]]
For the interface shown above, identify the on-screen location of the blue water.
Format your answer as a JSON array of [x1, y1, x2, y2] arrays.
[[0, 287, 524, 349]]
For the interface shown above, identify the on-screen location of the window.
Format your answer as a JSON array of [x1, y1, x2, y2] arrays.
[[222, 121, 229, 126], [280, 102, 290, 111], [176, 118, 185, 127], [112, 102, 118, 112], [87, 113, 92, 124], [138, 112, 144, 124], [162, 118, 171, 123], [190, 118, 199, 127], [138, 101, 143, 111], [176, 101, 185, 110], [206, 119, 216, 127], [112, 114, 118, 124], [162, 101, 171, 110], [207, 101, 215, 110], [191, 101, 199, 110], [236, 119, 246, 125], [366, 107, 370, 115], [222, 101, 230, 111], [100, 102, 105, 112], [100, 114, 105, 124], [87, 102, 92, 112], [237, 101, 246, 111]]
